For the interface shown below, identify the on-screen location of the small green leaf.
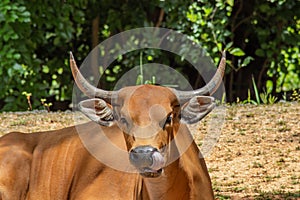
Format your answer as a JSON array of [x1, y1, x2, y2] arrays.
[[42, 65, 49, 73], [230, 48, 245, 56], [57, 67, 63, 74], [227, 0, 234, 7], [225, 42, 233, 50], [241, 56, 254, 67], [13, 53, 21, 59]]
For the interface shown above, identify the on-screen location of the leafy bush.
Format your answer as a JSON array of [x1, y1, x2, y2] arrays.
[[0, 0, 87, 111], [1, 0, 299, 111]]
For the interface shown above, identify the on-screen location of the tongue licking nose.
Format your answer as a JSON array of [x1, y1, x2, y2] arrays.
[[129, 145, 165, 174], [150, 151, 165, 170]]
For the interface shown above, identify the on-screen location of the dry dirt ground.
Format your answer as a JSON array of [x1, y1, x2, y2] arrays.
[[0, 102, 299, 199]]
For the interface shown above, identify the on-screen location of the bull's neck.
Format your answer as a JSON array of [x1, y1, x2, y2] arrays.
[[140, 123, 191, 199], [141, 159, 190, 200], [139, 124, 214, 199]]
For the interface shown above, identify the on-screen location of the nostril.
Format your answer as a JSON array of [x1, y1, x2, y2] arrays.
[[129, 150, 139, 163], [129, 146, 158, 168]]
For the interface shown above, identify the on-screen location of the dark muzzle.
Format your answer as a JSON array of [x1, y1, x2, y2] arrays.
[[129, 145, 165, 178], [129, 145, 157, 169]]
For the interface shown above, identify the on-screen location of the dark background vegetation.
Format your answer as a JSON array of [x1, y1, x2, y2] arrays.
[[0, 0, 299, 111]]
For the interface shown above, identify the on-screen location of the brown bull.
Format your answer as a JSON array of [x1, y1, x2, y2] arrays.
[[0, 51, 226, 199]]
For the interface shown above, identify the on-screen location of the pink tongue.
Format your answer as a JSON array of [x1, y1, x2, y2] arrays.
[[150, 152, 165, 170]]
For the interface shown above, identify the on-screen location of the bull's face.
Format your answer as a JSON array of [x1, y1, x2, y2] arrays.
[[113, 86, 181, 178], [70, 51, 225, 178]]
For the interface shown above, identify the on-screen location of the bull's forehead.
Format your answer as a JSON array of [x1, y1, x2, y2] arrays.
[[117, 85, 177, 125]]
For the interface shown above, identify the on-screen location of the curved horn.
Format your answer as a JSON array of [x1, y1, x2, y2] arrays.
[[70, 52, 117, 102], [174, 51, 226, 103]]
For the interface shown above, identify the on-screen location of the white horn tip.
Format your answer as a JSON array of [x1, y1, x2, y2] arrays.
[[70, 51, 74, 60], [221, 50, 226, 59]]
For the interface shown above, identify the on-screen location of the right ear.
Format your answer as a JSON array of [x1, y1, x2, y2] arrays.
[[78, 98, 114, 127], [180, 96, 215, 124]]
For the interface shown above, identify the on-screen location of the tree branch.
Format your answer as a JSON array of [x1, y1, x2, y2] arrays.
[[155, 9, 165, 27]]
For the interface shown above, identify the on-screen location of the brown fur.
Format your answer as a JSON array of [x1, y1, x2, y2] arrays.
[[0, 85, 214, 199], [0, 123, 213, 199]]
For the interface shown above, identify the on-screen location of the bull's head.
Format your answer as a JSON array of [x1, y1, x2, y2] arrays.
[[70, 52, 226, 178]]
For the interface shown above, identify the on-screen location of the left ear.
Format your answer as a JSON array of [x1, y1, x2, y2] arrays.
[[180, 96, 215, 124], [78, 98, 115, 126]]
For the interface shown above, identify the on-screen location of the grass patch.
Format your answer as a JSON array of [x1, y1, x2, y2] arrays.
[[10, 119, 28, 126]]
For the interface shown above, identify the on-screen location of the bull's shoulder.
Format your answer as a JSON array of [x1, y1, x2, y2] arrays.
[[0, 124, 78, 146], [0, 131, 37, 150]]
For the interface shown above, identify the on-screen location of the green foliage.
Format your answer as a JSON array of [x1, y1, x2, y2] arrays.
[[291, 89, 300, 102], [252, 0, 300, 93], [179, 0, 254, 71], [252, 76, 261, 104], [0, 0, 87, 111], [240, 89, 259, 105], [136, 52, 156, 85], [40, 98, 52, 112], [0, 0, 33, 110], [22, 91, 32, 110], [182, 1, 232, 59], [259, 91, 278, 105], [237, 76, 279, 105], [1, 0, 299, 111], [181, 0, 299, 98]]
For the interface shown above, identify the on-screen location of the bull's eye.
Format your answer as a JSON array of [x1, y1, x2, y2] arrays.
[[166, 116, 172, 124], [161, 115, 172, 129]]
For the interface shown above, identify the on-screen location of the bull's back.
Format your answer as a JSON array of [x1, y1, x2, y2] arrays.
[[0, 125, 88, 199], [0, 123, 139, 200]]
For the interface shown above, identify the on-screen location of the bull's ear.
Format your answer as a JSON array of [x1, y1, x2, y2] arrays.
[[78, 98, 114, 127], [180, 96, 215, 124]]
